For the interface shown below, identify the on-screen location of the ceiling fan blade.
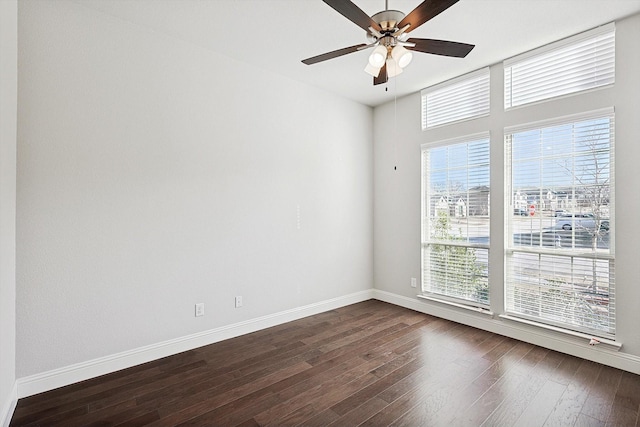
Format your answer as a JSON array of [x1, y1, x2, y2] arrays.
[[398, 0, 459, 33], [406, 38, 474, 57], [322, 0, 382, 32], [373, 63, 388, 85], [302, 43, 368, 65]]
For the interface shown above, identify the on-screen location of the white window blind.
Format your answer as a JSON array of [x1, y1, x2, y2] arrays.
[[504, 23, 615, 109], [505, 110, 615, 338], [422, 134, 490, 307], [421, 68, 490, 129]]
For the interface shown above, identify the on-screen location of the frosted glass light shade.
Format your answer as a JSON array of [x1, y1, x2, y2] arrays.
[[391, 45, 413, 68], [364, 62, 382, 77], [386, 58, 403, 77], [368, 45, 388, 67]]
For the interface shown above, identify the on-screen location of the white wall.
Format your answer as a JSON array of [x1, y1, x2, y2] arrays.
[[17, 0, 373, 380], [374, 13, 640, 371], [0, 0, 18, 423]]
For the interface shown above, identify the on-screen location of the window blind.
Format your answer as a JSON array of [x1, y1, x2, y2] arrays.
[[422, 134, 490, 307], [505, 110, 615, 337], [421, 68, 490, 129], [504, 23, 615, 109]]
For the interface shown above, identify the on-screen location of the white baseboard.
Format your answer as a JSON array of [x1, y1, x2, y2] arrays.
[[1, 381, 17, 427], [17, 290, 374, 398], [373, 289, 640, 375]]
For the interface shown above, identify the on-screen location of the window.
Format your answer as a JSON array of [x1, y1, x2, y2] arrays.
[[505, 110, 615, 337], [504, 23, 615, 109], [422, 134, 490, 307], [418, 22, 618, 341], [421, 68, 490, 129]]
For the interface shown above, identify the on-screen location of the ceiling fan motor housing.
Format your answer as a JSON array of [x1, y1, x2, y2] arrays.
[[367, 9, 406, 45]]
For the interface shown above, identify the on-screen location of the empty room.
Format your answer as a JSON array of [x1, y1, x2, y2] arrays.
[[2, 0, 640, 425]]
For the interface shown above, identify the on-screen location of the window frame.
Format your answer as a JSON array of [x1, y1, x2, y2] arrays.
[[421, 133, 491, 309], [504, 109, 615, 339]]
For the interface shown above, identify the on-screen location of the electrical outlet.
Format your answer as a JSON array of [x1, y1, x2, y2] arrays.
[[410, 277, 417, 288], [235, 296, 243, 308], [195, 303, 205, 317]]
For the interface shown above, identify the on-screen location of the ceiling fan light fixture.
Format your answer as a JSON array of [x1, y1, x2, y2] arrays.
[[386, 57, 403, 78], [368, 45, 388, 67], [391, 45, 413, 68], [364, 62, 382, 77]]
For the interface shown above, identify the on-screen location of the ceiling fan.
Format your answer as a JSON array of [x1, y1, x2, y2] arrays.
[[302, 0, 475, 85]]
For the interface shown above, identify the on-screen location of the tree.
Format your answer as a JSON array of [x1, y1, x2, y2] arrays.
[[428, 210, 488, 303], [559, 125, 611, 292]]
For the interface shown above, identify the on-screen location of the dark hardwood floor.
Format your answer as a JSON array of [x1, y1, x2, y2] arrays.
[[11, 300, 640, 426]]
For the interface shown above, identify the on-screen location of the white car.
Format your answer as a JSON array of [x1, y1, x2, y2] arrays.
[[555, 214, 609, 231]]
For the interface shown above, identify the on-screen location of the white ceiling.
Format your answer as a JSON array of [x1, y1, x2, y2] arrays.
[[79, 0, 640, 107]]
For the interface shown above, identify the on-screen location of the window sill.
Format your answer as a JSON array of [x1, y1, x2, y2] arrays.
[[417, 294, 494, 316], [499, 314, 621, 351]]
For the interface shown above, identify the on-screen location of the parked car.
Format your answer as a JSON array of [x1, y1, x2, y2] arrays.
[[514, 208, 529, 216], [555, 214, 609, 231], [554, 209, 570, 217]]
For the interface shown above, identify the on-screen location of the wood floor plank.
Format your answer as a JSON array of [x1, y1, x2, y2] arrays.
[[264, 403, 317, 427], [387, 358, 495, 427], [57, 399, 139, 427], [159, 345, 383, 425], [512, 379, 568, 427], [606, 395, 638, 426], [476, 346, 554, 426], [575, 413, 607, 426], [542, 359, 603, 426], [12, 360, 208, 425], [149, 359, 321, 424], [328, 352, 424, 416], [615, 370, 640, 411], [251, 356, 395, 425], [580, 364, 623, 422], [10, 300, 640, 427], [419, 340, 537, 427], [545, 353, 584, 386], [13, 351, 202, 418], [327, 397, 389, 426], [293, 407, 341, 427], [449, 341, 537, 426], [356, 347, 492, 426], [115, 410, 160, 426]]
